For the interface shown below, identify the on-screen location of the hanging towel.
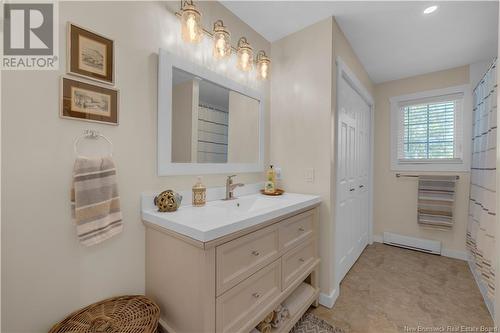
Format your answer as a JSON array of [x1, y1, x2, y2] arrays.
[[71, 156, 123, 246], [417, 175, 457, 229]]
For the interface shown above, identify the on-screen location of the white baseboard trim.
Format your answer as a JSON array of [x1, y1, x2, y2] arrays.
[[441, 248, 468, 261], [159, 318, 177, 333], [319, 287, 339, 309], [372, 234, 467, 261]]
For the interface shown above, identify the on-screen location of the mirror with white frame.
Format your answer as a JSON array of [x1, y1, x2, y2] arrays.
[[158, 50, 264, 175]]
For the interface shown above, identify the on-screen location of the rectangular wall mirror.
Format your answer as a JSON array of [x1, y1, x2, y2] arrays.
[[158, 50, 264, 175]]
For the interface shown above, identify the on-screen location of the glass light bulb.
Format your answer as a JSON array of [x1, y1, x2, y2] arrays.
[[236, 38, 253, 72], [181, 4, 202, 44], [260, 62, 268, 79], [241, 51, 250, 69], [212, 20, 231, 60], [215, 36, 226, 57], [256, 51, 270, 80], [186, 15, 197, 42]]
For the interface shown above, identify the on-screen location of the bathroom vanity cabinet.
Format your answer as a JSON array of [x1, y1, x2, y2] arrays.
[[143, 197, 320, 333]]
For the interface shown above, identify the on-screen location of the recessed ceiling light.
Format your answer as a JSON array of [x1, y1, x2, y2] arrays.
[[423, 5, 438, 14]]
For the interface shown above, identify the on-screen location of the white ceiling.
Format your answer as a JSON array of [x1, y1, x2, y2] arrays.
[[221, 1, 498, 83]]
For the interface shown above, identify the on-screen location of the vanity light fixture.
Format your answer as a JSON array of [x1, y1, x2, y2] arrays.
[[213, 20, 231, 59], [423, 5, 438, 14], [256, 51, 270, 80], [236, 37, 253, 72], [180, 0, 202, 43], [175, 1, 272, 77]]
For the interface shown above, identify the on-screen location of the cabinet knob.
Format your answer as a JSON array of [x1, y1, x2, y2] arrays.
[[299, 257, 305, 262], [251, 250, 260, 256], [350, 188, 355, 192], [298, 227, 305, 232], [252, 292, 260, 298]]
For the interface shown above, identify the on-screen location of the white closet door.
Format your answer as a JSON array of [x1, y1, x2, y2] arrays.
[[336, 73, 371, 283], [355, 93, 370, 260]]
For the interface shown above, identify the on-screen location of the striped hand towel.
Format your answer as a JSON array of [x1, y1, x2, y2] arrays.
[[71, 156, 123, 246], [417, 175, 457, 229]]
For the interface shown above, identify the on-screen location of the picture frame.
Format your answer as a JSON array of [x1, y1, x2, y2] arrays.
[[60, 76, 119, 125], [68, 23, 114, 85]]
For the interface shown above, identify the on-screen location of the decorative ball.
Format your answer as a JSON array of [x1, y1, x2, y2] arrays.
[[154, 190, 182, 212]]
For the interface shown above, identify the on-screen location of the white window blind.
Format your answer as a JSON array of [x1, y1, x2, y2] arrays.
[[396, 93, 464, 163]]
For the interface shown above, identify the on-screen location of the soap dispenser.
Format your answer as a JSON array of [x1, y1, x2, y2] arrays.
[[264, 165, 276, 194], [192, 176, 206, 207]]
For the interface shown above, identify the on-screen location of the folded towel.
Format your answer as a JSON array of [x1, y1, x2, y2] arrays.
[[283, 283, 315, 316], [71, 156, 123, 246], [417, 175, 456, 229]]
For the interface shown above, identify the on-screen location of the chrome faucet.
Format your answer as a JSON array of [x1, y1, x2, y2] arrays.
[[225, 175, 244, 200]]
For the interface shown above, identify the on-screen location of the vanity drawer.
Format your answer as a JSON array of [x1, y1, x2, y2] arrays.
[[279, 210, 314, 252], [216, 224, 279, 295], [282, 238, 316, 289], [216, 260, 281, 333]]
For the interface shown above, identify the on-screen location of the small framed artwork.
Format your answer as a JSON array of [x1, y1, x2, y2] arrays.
[[68, 23, 114, 85], [60, 77, 119, 125]]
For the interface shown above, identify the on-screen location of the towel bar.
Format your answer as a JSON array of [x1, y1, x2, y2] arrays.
[[395, 173, 459, 180], [74, 129, 113, 156]]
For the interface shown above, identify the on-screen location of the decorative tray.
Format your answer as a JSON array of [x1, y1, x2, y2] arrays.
[[260, 189, 285, 196]]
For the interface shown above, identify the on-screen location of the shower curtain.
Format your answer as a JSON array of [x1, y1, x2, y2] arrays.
[[467, 59, 497, 315]]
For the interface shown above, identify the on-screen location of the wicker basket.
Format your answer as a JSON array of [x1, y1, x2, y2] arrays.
[[49, 295, 160, 333]]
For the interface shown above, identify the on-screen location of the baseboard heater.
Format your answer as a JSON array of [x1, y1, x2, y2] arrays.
[[383, 232, 441, 255]]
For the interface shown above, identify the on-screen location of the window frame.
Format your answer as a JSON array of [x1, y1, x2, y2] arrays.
[[390, 84, 472, 172]]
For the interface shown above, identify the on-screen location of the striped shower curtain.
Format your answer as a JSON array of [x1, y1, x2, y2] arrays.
[[467, 59, 497, 313]]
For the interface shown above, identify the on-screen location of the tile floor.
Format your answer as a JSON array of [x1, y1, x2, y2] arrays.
[[312, 243, 494, 333]]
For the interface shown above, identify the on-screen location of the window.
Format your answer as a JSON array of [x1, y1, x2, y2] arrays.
[[402, 99, 459, 160], [391, 85, 471, 171]]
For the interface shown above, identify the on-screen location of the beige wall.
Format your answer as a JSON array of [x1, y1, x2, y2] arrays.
[[172, 80, 196, 163], [270, 17, 373, 299], [373, 66, 470, 254], [1, 2, 270, 332], [227, 91, 260, 163], [332, 19, 374, 98], [271, 17, 333, 295]]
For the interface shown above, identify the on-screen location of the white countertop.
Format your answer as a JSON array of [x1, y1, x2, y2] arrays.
[[141, 188, 321, 242]]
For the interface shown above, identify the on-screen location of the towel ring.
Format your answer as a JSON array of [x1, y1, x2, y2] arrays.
[[74, 129, 113, 156]]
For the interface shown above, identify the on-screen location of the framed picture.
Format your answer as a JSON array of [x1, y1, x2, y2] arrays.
[[60, 77, 119, 125], [68, 23, 114, 84]]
